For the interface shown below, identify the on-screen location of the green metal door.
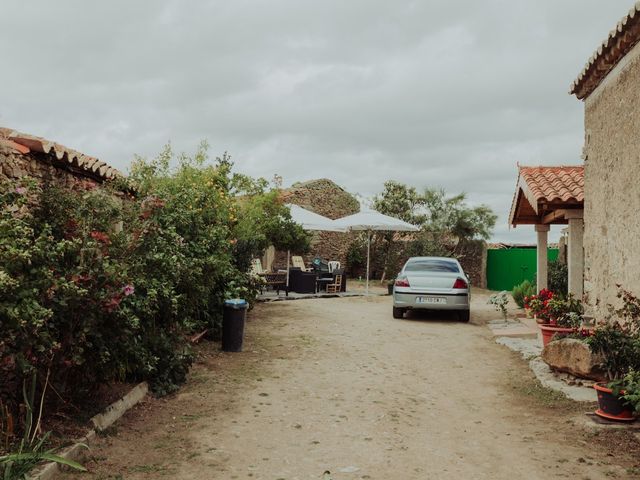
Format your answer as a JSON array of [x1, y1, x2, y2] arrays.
[[486, 248, 558, 291]]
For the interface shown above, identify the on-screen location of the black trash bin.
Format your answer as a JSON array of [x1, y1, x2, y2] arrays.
[[222, 299, 249, 352]]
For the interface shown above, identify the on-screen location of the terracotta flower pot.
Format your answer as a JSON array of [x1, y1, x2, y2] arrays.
[[538, 324, 575, 346], [594, 383, 635, 422]]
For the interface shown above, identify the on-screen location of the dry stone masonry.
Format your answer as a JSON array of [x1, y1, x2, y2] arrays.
[[276, 178, 360, 269]]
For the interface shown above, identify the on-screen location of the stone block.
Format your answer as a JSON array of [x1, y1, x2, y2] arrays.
[[541, 338, 605, 381]]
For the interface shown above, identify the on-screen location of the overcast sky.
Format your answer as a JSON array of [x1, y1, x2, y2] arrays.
[[1, 1, 632, 242]]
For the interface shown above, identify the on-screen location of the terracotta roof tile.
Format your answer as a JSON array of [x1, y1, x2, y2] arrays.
[[570, 2, 640, 99], [519, 166, 584, 204], [0, 127, 122, 181]]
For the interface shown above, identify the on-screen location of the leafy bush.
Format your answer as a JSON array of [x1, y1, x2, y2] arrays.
[[548, 261, 568, 296], [587, 286, 640, 380], [512, 279, 535, 309], [0, 144, 310, 440]]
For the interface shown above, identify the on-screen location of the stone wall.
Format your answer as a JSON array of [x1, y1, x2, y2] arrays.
[[357, 238, 487, 287], [272, 179, 360, 270], [1, 146, 101, 188], [457, 240, 487, 289], [582, 39, 640, 318]]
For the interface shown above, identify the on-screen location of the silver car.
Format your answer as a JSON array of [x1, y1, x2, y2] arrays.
[[392, 256, 470, 322]]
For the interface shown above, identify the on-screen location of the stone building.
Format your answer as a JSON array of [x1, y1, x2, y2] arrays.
[[0, 127, 121, 185], [569, 3, 640, 317], [272, 179, 360, 270]]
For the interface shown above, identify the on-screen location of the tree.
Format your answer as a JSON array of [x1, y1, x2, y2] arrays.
[[369, 183, 497, 280]]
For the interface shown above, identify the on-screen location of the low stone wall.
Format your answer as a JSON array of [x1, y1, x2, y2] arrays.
[[362, 238, 487, 286], [457, 240, 487, 289]]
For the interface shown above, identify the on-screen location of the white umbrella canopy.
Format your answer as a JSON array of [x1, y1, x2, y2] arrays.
[[332, 210, 419, 232], [287, 204, 346, 232], [333, 210, 420, 295]]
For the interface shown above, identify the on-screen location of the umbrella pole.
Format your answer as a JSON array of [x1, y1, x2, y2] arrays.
[[286, 250, 290, 289], [366, 232, 371, 296]]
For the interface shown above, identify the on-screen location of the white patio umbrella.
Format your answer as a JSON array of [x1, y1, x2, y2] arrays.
[[287, 204, 346, 232], [285, 204, 345, 287], [332, 210, 420, 295]]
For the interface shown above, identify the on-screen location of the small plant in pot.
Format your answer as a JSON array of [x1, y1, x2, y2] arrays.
[[588, 322, 640, 421], [524, 288, 553, 324], [537, 294, 585, 346], [587, 287, 640, 421]]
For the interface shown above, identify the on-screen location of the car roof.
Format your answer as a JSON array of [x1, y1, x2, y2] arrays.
[[406, 256, 458, 262]]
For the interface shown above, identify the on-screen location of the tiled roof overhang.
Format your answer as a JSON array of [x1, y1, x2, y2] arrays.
[[570, 2, 640, 100], [509, 166, 584, 226], [0, 127, 122, 181]]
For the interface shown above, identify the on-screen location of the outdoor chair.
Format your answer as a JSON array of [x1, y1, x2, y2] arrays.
[[328, 261, 341, 272], [326, 274, 343, 294], [251, 258, 287, 295], [292, 255, 312, 272], [250, 258, 264, 276]]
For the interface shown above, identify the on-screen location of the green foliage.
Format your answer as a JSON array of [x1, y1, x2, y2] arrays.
[[512, 279, 535, 309], [535, 261, 568, 297], [345, 236, 366, 273], [588, 286, 640, 381], [588, 323, 640, 380], [370, 182, 497, 279], [0, 373, 86, 479], [487, 291, 510, 320], [548, 261, 568, 296], [610, 370, 640, 414], [0, 143, 303, 423]]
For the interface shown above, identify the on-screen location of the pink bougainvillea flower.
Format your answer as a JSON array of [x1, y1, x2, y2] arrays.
[[122, 284, 135, 296], [90, 230, 111, 244], [15, 186, 27, 194]]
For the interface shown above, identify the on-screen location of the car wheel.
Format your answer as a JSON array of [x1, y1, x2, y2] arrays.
[[393, 307, 405, 319], [458, 310, 470, 322]]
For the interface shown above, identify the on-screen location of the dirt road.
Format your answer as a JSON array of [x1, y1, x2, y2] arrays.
[[64, 291, 638, 479]]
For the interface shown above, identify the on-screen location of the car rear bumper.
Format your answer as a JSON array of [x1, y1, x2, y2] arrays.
[[393, 292, 470, 310]]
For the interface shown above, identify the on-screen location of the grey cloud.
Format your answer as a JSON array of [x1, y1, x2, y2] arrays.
[[1, 0, 631, 243]]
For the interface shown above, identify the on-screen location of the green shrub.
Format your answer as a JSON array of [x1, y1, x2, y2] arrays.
[[512, 279, 535, 309], [548, 261, 568, 296], [532, 260, 568, 298], [0, 144, 310, 429]]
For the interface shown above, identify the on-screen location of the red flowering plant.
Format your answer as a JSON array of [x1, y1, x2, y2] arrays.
[[524, 288, 555, 322]]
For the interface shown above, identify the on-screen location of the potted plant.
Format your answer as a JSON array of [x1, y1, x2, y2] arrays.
[[538, 295, 584, 346], [587, 287, 640, 421], [524, 288, 554, 324], [608, 370, 640, 418], [588, 322, 639, 421]]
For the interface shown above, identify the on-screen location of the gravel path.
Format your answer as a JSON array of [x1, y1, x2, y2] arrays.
[[62, 290, 637, 479]]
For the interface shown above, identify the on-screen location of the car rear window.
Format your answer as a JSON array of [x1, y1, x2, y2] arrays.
[[404, 259, 460, 273]]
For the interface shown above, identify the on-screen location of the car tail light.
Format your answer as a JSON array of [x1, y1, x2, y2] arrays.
[[453, 278, 468, 289], [395, 277, 410, 287]]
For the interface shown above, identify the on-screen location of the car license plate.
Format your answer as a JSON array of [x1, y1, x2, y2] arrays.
[[416, 296, 446, 305]]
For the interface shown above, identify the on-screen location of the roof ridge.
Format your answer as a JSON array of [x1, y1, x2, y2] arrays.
[[0, 127, 122, 181], [570, 2, 640, 99]]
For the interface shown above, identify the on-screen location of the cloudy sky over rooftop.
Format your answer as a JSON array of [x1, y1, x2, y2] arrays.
[[1, 1, 632, 242]]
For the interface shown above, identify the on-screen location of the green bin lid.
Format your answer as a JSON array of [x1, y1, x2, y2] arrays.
[[224, 298, 248, 309]]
